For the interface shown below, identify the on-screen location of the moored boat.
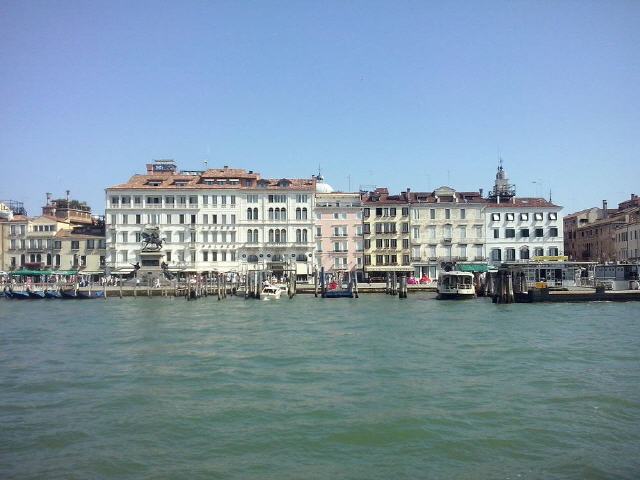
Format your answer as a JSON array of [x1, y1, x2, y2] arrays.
[[437, 271, 476, 300], [27, 289, 46, 299], [261, 284, 282, 300]]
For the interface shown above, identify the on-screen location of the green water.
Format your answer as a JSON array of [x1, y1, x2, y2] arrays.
[[1, 295, 639, 479]]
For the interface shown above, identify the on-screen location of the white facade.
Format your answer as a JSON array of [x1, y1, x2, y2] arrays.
[[484, 202, 564, 264], [105, 165, 316, 278], [408, 187, 486, 279]]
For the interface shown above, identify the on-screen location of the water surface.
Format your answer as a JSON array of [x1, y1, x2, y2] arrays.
[[1, 295, 639, 479]]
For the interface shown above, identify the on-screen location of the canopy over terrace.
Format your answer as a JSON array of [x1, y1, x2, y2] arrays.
[[10, 269, 79, 276]]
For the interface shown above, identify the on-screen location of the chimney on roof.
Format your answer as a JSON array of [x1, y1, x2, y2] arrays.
[[603, 200, 608, 218], [479, 188, 483, 197]]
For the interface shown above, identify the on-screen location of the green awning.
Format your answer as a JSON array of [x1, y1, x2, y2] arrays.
[[456, 263, 489, 273], [10, 269, 78, 276]]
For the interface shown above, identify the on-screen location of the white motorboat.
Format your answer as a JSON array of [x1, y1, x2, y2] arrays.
[[261, 284, 282, 300], [436, 271, 476, 299]]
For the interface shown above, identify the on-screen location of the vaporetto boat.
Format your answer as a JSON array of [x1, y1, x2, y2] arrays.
[[436, 271, 476, 300]]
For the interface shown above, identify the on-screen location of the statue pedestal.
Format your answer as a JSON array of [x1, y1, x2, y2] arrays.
[[138, 251, 165, 285]]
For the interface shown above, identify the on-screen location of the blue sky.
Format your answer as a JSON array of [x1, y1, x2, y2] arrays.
[[1, 0, 638, 216]]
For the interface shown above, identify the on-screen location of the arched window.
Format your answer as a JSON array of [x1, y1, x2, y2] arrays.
[[268, 208, 274, 220], [296, 229, 302, 243], [281, 229, 287, 243], [247, 230, 253, 243], [268, 229, 274, 243], [248, 254, 259, 263], [275, 229, 281, 243], [36, 253, 42, 263], [253, 208, 258, 220], [46, 253, 52, 266], [274, 208, 280, 220], [281, 208, 286, 220], [296, 207, 301, 220], [247, 208, 253, 220], [302, 229, 308, 242], [520, 246, 530, 260], [254, 229, 258, 243], [302, 208, 308, 220], [534, 247, 544, 257]]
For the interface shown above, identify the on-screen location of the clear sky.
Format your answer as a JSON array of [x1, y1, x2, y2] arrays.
[[1, 0, 638, 216]]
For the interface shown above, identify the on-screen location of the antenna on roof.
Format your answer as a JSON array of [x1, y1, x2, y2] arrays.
[[549, 188, 552, 203]]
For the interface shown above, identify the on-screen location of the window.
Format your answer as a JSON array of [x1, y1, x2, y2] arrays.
[[401, 207, 409, 217], [445, 209, 451, 220], [548, 247, 559, 256], [247, 194, 258, 203], [520, 228, 529, 237], [549, 227, 558, 237], [505, 228, 515, 238], [430, 209, 436, 220], [520, 213, 529, 221], [402, 238, 409, 249], [534, 247, 544, 257], [87, 239, 95, 249], [493, 228, 500, 239], [534, 212, 544, 221], [459, 226, 466, 239], [520, 247, 530, 260], [506, 213, 515, 221], [548, 212, 558, 220], [190, 214, 196, 225], [460, 208, 466, 220], [491, 213, 500, 221], [535, 228, 544, 238], [491, 249, 501, 261], [505, 248, 516, 261], [412, 226, 420, 239]]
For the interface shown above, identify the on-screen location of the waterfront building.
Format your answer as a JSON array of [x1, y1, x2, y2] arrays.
[[0, 197, 105, 273], [564, 194, 640, 262], [614, 210, 640, 262], [105, 160, 317, 279], [408, 187, 486, 279], [314, 180, 364, 279], [361, 188, 413, 280], [483, 163, 564, 265]]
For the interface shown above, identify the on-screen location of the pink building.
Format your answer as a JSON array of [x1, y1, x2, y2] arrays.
[[314, 188, 364, 279]]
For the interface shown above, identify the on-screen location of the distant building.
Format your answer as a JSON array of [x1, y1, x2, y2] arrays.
[[0, 196, 105, 273], [105, 160, 317, 279], [408, 187, 486, 280], [483, 163, 563, 264], [361, 188, 412, 279], [314, 185, 364, 279], [565, 194, 640, 262]]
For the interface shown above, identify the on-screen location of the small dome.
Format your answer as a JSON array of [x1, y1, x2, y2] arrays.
[[316, 181, 334, 193]]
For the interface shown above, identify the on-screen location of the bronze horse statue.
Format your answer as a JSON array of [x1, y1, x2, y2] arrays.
[[141, 227, 163, 251]]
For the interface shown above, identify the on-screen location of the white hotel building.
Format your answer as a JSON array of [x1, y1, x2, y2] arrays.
[[105, 161, 317, 279], [484, 164, 564, 264]]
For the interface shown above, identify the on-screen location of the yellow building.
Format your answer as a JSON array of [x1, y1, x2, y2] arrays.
[[362, 188, 413, 280]]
